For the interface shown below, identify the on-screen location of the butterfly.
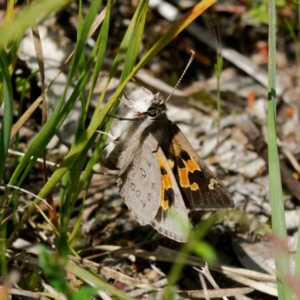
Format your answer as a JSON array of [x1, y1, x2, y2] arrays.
[[100, 88, 234, 242]]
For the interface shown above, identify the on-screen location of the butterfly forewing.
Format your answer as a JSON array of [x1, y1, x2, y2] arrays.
[[170, 122, 234, 210], [150, 136, 189, 242]]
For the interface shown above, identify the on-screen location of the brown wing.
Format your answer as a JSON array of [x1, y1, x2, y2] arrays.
[[169, 122, 234, 210]]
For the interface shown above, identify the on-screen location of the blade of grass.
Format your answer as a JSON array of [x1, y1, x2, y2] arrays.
[[0, 50, 13, 183], [268, 1, 292, 299], [295, 218, 300, 279], [214, 28, 223, 152], [0, 222, 7, 278], [12, 70, 39, 225]]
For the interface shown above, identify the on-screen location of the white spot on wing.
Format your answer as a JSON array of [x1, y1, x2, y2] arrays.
[[208, 178, 218, 190]]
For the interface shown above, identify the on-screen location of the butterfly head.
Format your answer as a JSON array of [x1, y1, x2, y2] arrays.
[[130, 92, 167, 120]]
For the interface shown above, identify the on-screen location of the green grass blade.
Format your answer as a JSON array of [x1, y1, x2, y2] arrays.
[[0, 50, 13, 182], [0, 221, 7, 278], [268, 0, 292, 298], [65, 0, 103, 88], [295, 219, 300, 279], [84, 0, 112, 120]]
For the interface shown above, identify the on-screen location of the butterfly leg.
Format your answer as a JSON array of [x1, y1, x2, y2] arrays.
[[97, 130, 118, 141]]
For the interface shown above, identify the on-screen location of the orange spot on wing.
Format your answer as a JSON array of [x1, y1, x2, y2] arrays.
[[167, 158, 175, 169], [158, 158, 173, 190], [157, 151, 174, 210], [162, 172, 172, 189], [161, 198, 169, 210], [190, 182, 199, 191], [160, 177, 169, 210], [185, 159, 201, 172], [178, 168, 189, 187]]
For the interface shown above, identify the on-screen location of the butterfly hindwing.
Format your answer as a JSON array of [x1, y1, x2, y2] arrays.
[[118, 135, 161, 225], [169, 122, 234, 210]]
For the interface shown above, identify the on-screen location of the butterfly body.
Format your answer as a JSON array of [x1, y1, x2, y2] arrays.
[[101, 92, 234, 242]]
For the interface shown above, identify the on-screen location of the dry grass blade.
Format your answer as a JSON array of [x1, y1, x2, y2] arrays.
[[8, 149, 60, 167], [69, 256, 158, 289], [30, 24, 53, 226], [216, 265, 276, 283], [128, 287, 253, 298], [224, 273, 278, 297], [31, 25, 46, 124], [126, 278, 168, 297], [0, 287, 50, 300], [133, 246, 276, 282], [10, 84, 50, 140], [194, 264, 228, 300], [177, 287, 254, 298], [195, 264, 220, 289], [5, 184, 52, 209], [277, 138, 300, 174], [129, 246, 278, 296], [40, 281, 67, 300]]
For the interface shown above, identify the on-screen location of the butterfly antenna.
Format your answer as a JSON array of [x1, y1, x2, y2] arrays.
[[165, 49, 195, 102]]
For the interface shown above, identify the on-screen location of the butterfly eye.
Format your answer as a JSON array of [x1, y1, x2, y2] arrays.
[[147, 106, 158, 118]]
